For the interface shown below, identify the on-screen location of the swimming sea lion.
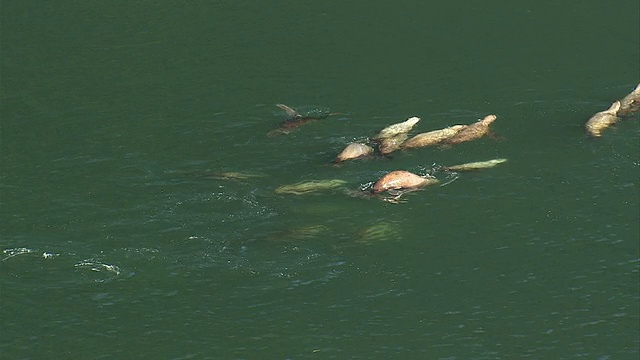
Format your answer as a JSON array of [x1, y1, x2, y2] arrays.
[[371, 170, 439, 194], [585, 101, 620, 137], [275, 179, 348, 195], [356, 223, 400, 244], [442, 158, 507, 172], [378, 133, 408, 155], [441, 114, 497, 145], [401, 125, 468, 149], [373, 117, 420, 140], [268, 104, 337, 136], [617, 83, 640, 117], [205, 171, 266, 181], [334, 143, 374, 164]]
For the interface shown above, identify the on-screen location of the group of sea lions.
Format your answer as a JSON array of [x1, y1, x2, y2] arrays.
[[265, 83, 639, 202], [270, 105, 505, 202], [334, 113, 498, 164], [585, 83, 640, 137]]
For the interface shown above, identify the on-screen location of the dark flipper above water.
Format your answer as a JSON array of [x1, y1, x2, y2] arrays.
[[276, 103, 301, 119], [270, 104, 333, 136]]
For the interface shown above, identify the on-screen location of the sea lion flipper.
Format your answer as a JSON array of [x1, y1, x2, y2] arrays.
[[607, 100, 621, 115], [276, 104, 301, 118]]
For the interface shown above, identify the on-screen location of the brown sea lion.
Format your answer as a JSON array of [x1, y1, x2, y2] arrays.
[[401, 125, 468, 149], [268, 104, 338, 136], [371, 170, 439, 194], [441, 115, 497, 146], [373, 116, 420, 140], [334, 143, 374, 164], [617, 83, 640, 117], [378, 133, 408, 155], [585, 101, 620, 137]]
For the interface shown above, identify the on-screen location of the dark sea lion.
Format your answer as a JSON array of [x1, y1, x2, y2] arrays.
[[373, 117, 420, 140], [585, 101, 620, 137], [617, 83, 640, 117], [334, 143, 374, 164], [371, 170, 439, 194], [268, 104, 339, 136], [401, 125, 468, 149], [441, 114, 497, 146]]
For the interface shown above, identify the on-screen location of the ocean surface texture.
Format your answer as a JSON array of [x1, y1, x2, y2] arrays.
[[1, 1, 639, 359]]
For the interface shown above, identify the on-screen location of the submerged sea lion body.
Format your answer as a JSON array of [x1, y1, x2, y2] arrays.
[[378, 133, 408, 155], [373, 117, 420, 140], [334, 143, 374, 163], [443, 158, 508, 172], [617, 83, 640, 117], [401, 125, 468, 149], [441, 115, 497, 145], [205, 171, 266, 181], [371, 170, 439, 194], [585, 101, 620, 137], [275, 179, 348, 195], [279, 117, 318, 129]]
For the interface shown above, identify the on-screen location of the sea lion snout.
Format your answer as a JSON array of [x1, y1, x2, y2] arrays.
[[585, 101, 621, 137]]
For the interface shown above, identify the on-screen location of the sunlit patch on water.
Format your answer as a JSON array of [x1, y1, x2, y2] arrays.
[[2, 247, 60, 261], [2, 247, 129, 284], [74, 259, 125, 282], [2, 247, 35, 261]]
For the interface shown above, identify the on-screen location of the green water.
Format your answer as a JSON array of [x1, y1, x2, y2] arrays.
[[2, 1, 639, 359]]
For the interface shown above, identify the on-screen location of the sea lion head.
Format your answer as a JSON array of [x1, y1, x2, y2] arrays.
[[334, 143, 374, 163], [605, 101, 621, 115], [478, 114, 497, 126]]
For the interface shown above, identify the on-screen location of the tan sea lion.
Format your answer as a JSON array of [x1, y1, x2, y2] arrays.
[[617, 83, 640, 117], [334, 143, 374, 164], [442, 158, 507, 172], [378, 133, 408, 155], [401, 125, 468, 149], [585, 101, 620, 137], [373, 116, 420, 140], [441, 114, 497, 145], [371, 170, 439, 194]]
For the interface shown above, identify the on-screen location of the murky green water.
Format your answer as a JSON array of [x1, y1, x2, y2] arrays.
[[2, 1, 639, 359]]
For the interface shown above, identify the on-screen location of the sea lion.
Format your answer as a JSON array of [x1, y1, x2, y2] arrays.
[[275, 179, 348, 195], [356, 223, 400, 244], [585, 101, 620, 137], [268, 104, 335, 136], [617, 83, 640, 117], [442, 158, 507, 172], [373, 116, 420, 140], [441, 114, 497, 145], [378, 133, 408, 155], [371, 170, 439, 194], [401, 125, 468, 149], [334, 143, 374, 164]]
